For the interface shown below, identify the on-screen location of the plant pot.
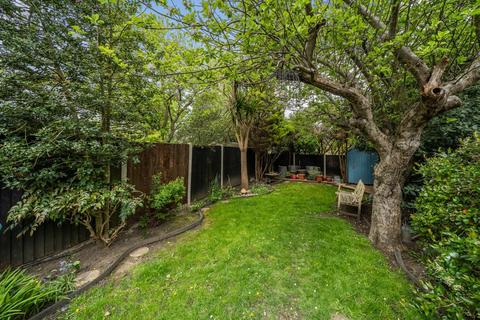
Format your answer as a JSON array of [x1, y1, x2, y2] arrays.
[[297, 173, 305, 180], [315, 175, 323, 182], [326, 176, 333, 182], [290, 174, 297, 180]]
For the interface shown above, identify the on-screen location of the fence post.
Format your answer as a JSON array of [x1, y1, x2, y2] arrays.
[[121, 161, 127, 182], [323, 154, 327, 177], [187, 143, 193, 206], [220, 145, 224, 188]]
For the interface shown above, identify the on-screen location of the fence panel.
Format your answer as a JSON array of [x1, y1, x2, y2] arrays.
[[223, 147, 241, 187], [0, 187, 89, 268], [127, 143, 189, 195], [191, 146, 221, 201]]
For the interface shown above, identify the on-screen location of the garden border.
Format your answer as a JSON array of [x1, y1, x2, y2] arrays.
[[28, 186, 276, 320], [28, 210, 205, 320]]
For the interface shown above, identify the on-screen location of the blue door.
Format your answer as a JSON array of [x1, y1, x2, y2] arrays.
[[347, 148, 379, 185]]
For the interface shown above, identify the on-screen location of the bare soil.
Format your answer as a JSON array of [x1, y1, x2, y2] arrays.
[[27, 212, 200, 285]]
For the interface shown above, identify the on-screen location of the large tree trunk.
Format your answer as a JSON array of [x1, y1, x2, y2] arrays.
[[369, 157, 405, 252], [368, 134, 420, 252], [240, 146, 249, 190]]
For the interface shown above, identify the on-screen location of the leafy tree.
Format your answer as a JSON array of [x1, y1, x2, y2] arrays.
[[411, 135, 480, 318], [166, 0, 480, 251], [250, 94, 290, 180], [0, 0, 164, 243], [403, 85, 480, 210], [174, 89, 233, 145]]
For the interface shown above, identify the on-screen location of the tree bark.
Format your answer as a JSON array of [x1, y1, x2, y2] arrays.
[[368, 134, 420, 252], [369, 157, 404, 252], [240, 145, 249, 190]]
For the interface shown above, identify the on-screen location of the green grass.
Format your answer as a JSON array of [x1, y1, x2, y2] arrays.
[[66, 183, 419, 320]]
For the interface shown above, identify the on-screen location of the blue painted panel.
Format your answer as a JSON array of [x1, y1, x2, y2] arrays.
[[347, 148, 379, 185]]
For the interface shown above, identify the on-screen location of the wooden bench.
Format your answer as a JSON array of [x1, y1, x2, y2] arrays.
[[336, 180, 365, 220]]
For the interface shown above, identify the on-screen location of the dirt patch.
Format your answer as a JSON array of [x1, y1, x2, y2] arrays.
[[331, 313, 349, 320], [336, 210, 425, 281], [27, 213, 200, 285]]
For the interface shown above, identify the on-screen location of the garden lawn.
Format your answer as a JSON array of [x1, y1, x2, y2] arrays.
[[66, 183, 419, 320]]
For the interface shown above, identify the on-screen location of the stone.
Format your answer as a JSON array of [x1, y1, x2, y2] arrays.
[[75, 269, 100, 287], [240, 188, 248, 194], [129, 247, 149, 258], [331, 313, 349, 320]]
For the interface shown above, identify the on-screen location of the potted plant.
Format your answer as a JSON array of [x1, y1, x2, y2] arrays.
[[297, 173, 306, 180]]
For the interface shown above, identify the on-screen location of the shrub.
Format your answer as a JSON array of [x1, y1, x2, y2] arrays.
[[411, 134, 480, 319], [0, 268, 73, 320], [189, 199, 207, 213], [250, 183, 271, 195], [7, 182, 143, 245], [208, 178, 235, 203], [150, 174, 186, 221]]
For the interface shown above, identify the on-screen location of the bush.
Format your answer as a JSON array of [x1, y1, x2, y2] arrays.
[[7, 182, 143, 245], [189, 199, 207, 213], [0, 268, 73, 319], [208, 178, 235, 203], [411, 134, 480, 319], [250, 183, 271, 195], [150, 174, 186, 221]]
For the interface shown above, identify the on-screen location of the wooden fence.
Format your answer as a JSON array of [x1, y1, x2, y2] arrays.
[[0, 188, 89, 268], [0, 143, 253, 268]]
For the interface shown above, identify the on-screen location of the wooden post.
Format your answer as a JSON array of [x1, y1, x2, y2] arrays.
[[220, 145, 224, 188], [187, 143, 193, 206], [121, 161, 127, 182], [323, 153, 327, 177]]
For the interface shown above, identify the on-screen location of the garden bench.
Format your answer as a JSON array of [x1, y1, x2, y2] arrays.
[[336, 180, 365, 220]]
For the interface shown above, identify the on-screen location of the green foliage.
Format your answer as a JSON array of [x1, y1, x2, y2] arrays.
[[208, 178, 235, 203], [208, 178, 223, 203], [403, 86, 480, 210], [8, 182, 143, 242], [249, 183, 271, 195], [150, 174, 186, 221], [0, 268, 72, 320], [189, 199, 208, 213], [411, 135, 480, 319]]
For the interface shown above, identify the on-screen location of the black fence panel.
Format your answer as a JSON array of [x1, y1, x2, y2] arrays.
[[223, 147, 241, 187], [272, 152, 341, 176], [247, 148, 256, 179], [273, 152, 291, 170], [191, 146, 222, 201], [0, 187, 89, 269], [296, 154, 324, 168], [326, 155, 341, 176]]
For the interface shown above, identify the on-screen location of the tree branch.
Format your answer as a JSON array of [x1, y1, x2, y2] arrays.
[[444, 53, 480, 95], [344, 0, 431, 86]]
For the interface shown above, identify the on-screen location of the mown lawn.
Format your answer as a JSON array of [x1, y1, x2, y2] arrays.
[[66, 183, 419, 320]]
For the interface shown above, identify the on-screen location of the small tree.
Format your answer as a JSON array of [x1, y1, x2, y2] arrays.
[[227, 81, 255, 190]]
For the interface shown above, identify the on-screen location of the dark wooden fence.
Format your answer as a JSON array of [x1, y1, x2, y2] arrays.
[[190, 146, 255, 201], [127, 143, 190, 195], [0, 188, 89, 268], [1, 142, 253, 268], [273, 152, 342, 176]]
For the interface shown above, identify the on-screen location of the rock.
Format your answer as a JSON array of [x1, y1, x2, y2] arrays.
[[75, 269, 100, 287], [129, 247, 149, 258], [201, 207, 210, 213], [331, 313, 349, 320], [240, 188, 248, 194]]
